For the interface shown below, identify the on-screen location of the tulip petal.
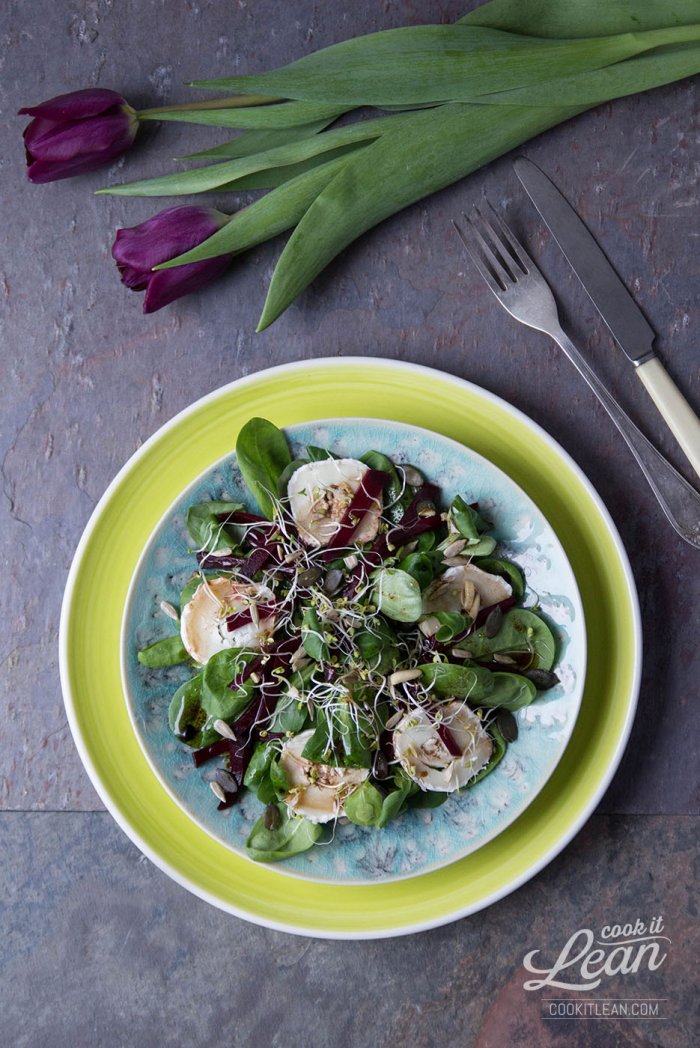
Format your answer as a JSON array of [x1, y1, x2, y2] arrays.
[[24, 110, 135, 163], [18, 88, 127, 120], [142, 257, 231, 313], [112, 206, 228, 272]]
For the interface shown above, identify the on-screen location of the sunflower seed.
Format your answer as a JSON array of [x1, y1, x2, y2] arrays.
[[484, 605, 503, 639], [213, 719, 237, 740], [493, 653, 517, 665], [210, 781, 227, 803], [443, 538, 467, 559], [388, 668, 422, 686], [419, 615, 440, 637], [496, 710, 518, 743], [343, 554, 359, 569], [264, 803, 282, 831], [417, 501, 436, 518], [451, 647, 474, 660], [159, 600, 179, 622]]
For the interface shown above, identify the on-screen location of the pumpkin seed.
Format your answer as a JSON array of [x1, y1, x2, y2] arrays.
[[402, 464, 424, 487], [297, 566, 323, 587], [264, 802, 282, 830], [373, 752, 390, 779], [323, 567, 344, 594], [484, 604, 503, 639], [522, 668, 560, 690], [215, 768, 239, 792], [496, 709, 518, 743]]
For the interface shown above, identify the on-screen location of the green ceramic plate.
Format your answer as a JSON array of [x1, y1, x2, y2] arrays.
[[59, 358, 641, 938]]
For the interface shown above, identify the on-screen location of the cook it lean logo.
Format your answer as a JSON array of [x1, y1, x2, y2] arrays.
[[521, 915, 670, 1018]]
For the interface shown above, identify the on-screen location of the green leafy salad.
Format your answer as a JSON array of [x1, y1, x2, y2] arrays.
[[137, 418, 559, 863]]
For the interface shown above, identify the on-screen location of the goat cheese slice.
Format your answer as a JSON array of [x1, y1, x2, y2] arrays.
[[279, 729, 369, 823], [392, 702, 493, 792], [287, 458, 382, 548], [180, 576, 275, 665]]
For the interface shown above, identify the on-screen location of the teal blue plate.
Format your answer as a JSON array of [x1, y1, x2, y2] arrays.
[[121, 417, 585, 884]]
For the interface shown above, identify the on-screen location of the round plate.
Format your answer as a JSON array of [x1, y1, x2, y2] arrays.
[[59, 358, 641, 938], [121, 418, 586, 884]]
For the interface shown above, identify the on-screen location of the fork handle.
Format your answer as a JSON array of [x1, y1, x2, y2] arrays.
[[550, 328, 700, 549]]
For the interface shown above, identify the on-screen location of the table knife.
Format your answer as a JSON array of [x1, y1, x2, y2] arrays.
[[514, 156, 700, 479]]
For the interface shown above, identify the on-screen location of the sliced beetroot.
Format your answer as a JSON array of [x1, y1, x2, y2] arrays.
[[473, 595, 516, 630], [217, 790, 241, 811], [216, 510, 267, 526], [321, 468, 388, 560], [196, 543, 275, 575], [227, 653, 265, 691], [436, 723, 462, 758], [192, 738, 231, 768], [226, 737, 254, 785]]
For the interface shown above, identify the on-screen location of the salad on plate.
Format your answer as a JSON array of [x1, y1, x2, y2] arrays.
[[136, 418, 560, 863]]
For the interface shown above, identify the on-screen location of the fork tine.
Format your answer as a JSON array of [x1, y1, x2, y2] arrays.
[[465, 208, 514, 290], [451, 219, 503, 295], [483, 200, 534, 274]]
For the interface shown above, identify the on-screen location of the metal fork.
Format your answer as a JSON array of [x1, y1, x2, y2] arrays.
[[453, 203, 700, 550]]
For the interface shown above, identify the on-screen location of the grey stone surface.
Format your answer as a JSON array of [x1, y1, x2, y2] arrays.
[[0, 0, 698, 1042], [0, 812, 696, 1048]]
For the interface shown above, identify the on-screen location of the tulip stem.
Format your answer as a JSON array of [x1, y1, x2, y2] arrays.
[[138, 95, 279, 118]]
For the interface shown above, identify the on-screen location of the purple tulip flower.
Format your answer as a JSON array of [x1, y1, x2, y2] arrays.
[[19, 88, 138, 183], [112, 205, 232, 313]]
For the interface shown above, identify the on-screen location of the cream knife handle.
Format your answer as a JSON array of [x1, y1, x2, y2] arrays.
[[636, 357, 700, 479]]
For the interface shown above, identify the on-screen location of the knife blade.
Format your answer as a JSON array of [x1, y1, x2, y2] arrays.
[[513, 155, 700, 480], [513, 155, 655, 365]]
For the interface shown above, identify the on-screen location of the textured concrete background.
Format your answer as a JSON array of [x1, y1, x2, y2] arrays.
[[1, 1, 698, 1045]]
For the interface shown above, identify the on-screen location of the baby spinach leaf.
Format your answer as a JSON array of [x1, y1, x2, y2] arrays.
[[478, 672, 537, 711], [406, 789, 449, 809], [186, 500, 245, 552], [168, 674, 220, 748], [373, 567, 423, 622], [464, 720, 507, 786], [245, 806, 322, 862], [243, 741, 276, 802], [465, 608, 557, 670], [414, 530, 437, 553], [361, 449, 405, 523], [301, 716, 332, 763], [398, 551, 435, 590], [376, 770, 418, 828], [277, 458, 307, 498], [343, 781, 383, 826], [301, 607, 329, 661], [433, 611, 471, 643], [138, 635, 189, 667], [449, 495, 489, 544], [201, 649, 256, 720], [335, 703, 373, 768], [270, 693, 309, 733], [419, 661, 496, 701], [306, 444, 338, 461], [473, 557, 525, 600], [355, 618, 398, 673], [235, 417, 292, 519], [464, 535, 497, 557]]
